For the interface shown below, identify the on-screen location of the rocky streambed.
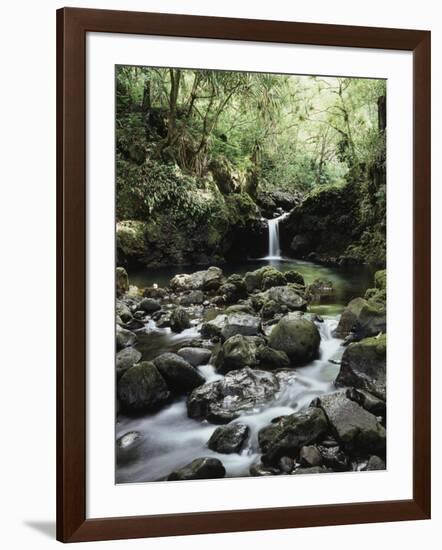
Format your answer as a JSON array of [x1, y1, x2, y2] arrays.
[[115, 263, 387, 483]]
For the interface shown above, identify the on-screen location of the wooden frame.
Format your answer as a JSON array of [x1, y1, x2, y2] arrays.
[[57, 7, 431, 542]]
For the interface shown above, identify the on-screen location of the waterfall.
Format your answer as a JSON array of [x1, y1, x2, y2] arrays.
[[266, 212, 289, 259]]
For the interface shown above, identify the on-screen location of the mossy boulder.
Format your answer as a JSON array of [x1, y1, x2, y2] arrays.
[[117, 362, 171, 414], [335, 297, 386, 340], [215, 334, 260, 373], [170, 307, 191, 333], [268, 315, 320, 364], [153, 353, 205, 394], [336, 334, 386, 400], [258, 407, 329, 465]]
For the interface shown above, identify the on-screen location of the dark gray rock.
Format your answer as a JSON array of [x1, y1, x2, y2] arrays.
[[365, 455, 386, 471], [116, 346, 142, 370], [215, 334, 261, 373], [170, 307, 191, 333], [299, 445, 323, 467], [117, 362, 170, 414], [177, 347, 212, 366], [116, 325, 137, 350], [256, 346, 290, 369], [153, 353, 205, 394], [167, 457, 226, 480], [179, 290, 205, 306], [201, 312, 261, 341], [258, 407, 328, 466], [187, 368, 280, 424], [268, 314, 320, 365], [116, 300, 133, 323], [316, 391, 386, 454], [334, 297, 386, 340], [336, 334, 386, 400], [346, 387, 386, 417], [208, 423, 249, 454], [318, 445, 349, 471], [278, 456, 295, 473], [138, 297, 162, 313]]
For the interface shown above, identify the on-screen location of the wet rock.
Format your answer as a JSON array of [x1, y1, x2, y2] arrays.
[[143, 285, 168, 300], [153, 353, 205, 394], [177, 347, 212, 366], [215, 334, 261, 373], [336, 334, 386, 400], [256, 346, 290, 369], [116, 346, 141, 370], [138, 297, 162, 313], [244, 266, 277, 292], [258, 407, 328, 466], [284, 270, 305, 286], [318, 445, 349, 471], [170, 267, 224, 292], [187, 368, 280, 424], [278, 456, 295, 473], [116, 267, 129, 297], [167, 457, 226, 480], [218, 274, 248, 303], [334, 297, 386, 340], [116, 325, 137, 350], [201, 312, 261, 341], [116, 300, 133, 323], [208, 423, 250, 454], [346, 387, 386, 417], [316, 391, 386, 454], [299, 445, 323, 467], [255, 286, 307, 313], [179, 290, 205, 306], [365, 455, 386, 471], [268, 315, 320, 365], [170, 307, 191, 333], [116, 431, 141, 465], [117, 362, 170, 414]]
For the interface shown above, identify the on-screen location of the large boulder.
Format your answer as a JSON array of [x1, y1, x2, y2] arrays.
[[201, 312, 261, 340], [336, 334, 386, 400], [153, 353, 205, 394], [334, 297, 386, 340], [138, 297, 162, 313], [116, 346, 141, 370], [187, 368, 280, 424], [167, 457, 226, 481], [315, 391, 386, 454], [268, 315, 320, 365], [169, 266, 224, 292], [215, 335, 261, 373], [116, 325, 137, 350], [116, 300, 133, 323], [169, 307, 191, 333], [255, 346, 291, 369], [208, 423, 250, 454], [258, 407, 328, 466], [177, 347, 212, 366], [179, 290, 205, 306], [117, 362, 170, 414], [256, 285, 307, 313]]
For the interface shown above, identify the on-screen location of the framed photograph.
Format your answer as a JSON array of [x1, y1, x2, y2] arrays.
[[57, 7, 431, 542]]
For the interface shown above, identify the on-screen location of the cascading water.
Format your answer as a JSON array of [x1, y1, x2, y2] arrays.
[[116, 317, 343, 483], [265, 212, 289, 260]]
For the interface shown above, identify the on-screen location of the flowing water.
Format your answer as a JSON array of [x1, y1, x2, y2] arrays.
[[118, 213, 374, 482], [264, 212, 290, 260], [116, 317, 342, 483]]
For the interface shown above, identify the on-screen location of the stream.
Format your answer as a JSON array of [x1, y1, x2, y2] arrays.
[[116, 217, 375, 483]]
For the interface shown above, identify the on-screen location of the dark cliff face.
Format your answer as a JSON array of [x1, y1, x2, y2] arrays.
[[279, 175, 386, 268]]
